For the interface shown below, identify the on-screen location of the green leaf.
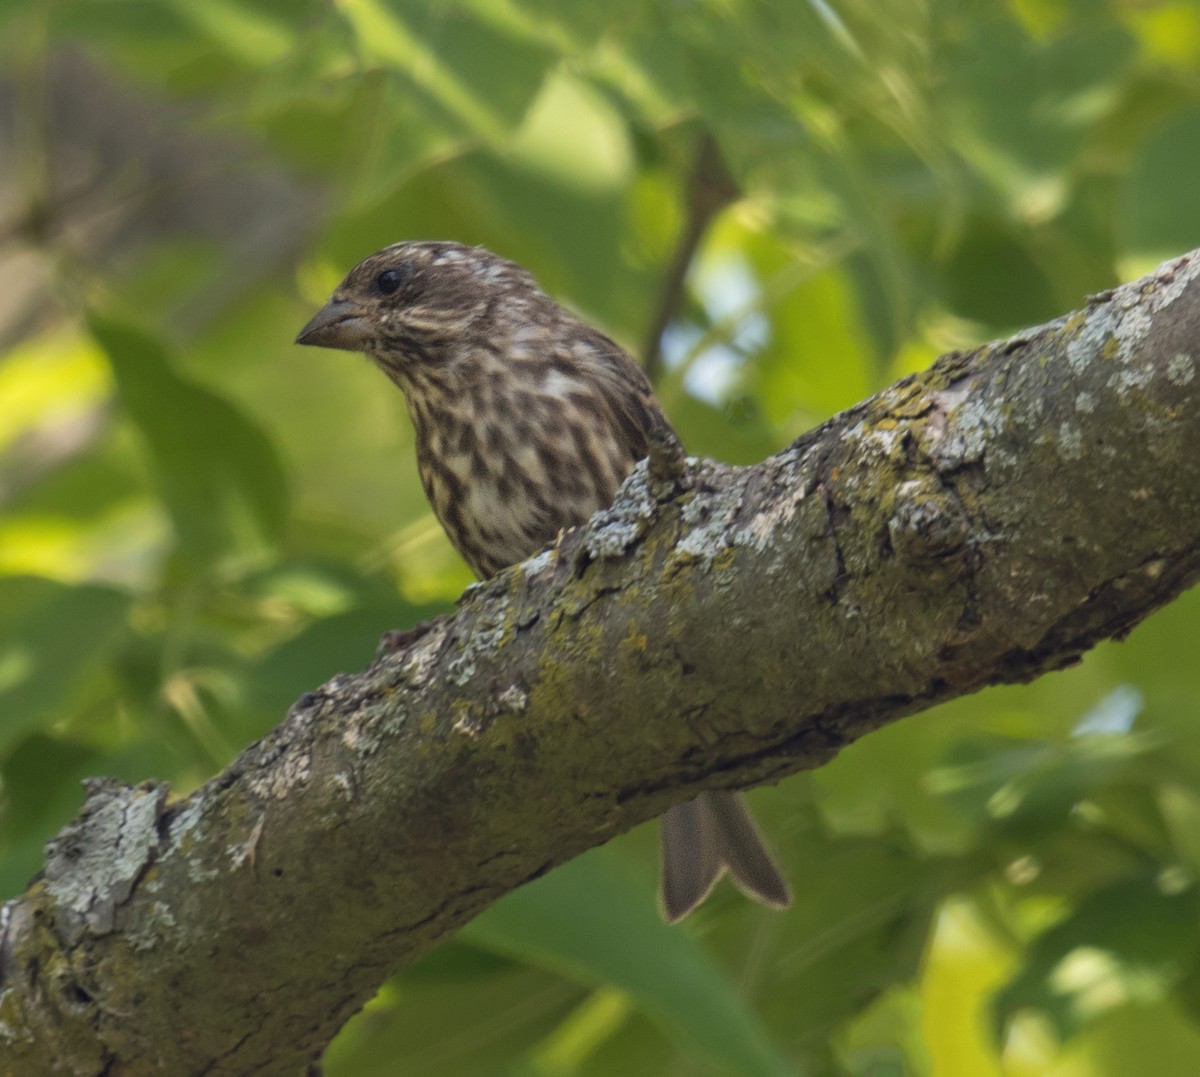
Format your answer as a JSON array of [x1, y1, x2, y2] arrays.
[[0, 578, 131, 754], [336, 0, 555, 141], [948, 19, 1134, 189], [324, 956, 586, 1075], [461, 848, 792, 1077], [751, 263, 875, 432], [90, 315, 289, 568], [168, 0, 295, 66], [245, 599, 446, 725], [941, 216, 1059, 330], [1, 733, 99, 841], [995, 875, 1200, 1041], [1120, 106, 1200, 262]]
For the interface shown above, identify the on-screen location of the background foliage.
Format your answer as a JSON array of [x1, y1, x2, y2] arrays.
[[2, 0, 1200, 1073]]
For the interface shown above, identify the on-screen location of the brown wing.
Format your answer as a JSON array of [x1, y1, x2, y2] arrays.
[[573, 326, 673, 467]]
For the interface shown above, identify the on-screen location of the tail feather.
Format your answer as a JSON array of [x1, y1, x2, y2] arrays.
[[658, 792, 791, 923], [659, 798, 723, 923]]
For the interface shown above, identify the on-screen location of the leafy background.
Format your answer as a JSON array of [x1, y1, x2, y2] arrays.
[[2, 0, 1200, 1073]]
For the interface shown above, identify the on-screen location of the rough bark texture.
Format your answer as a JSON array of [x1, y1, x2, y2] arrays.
[[3, 250, 1200, 1074]]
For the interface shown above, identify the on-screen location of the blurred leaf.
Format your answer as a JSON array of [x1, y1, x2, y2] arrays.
[[337, 0, 555, 141], [750, 832, 944, 1071], [948, 19, 1134, 193], [1, 733, 98, 841], [919, 901, 1009, 1077], [1079, 999, 1200, 1077], [324, 954, 587, 1076], [767, 271, 872, 424], [1120, 106, 1200, 263], [941, 216, 1059, 329], [0, 578, 130, 754], [0, 333, 110, 457], [462, 848, 792, 1077], [245, 598, 445, 724], [168, 0, 294, 65], [995, 876, 1200, 1040], [90, 315, 289, 568], [0, 733, 99, 894]]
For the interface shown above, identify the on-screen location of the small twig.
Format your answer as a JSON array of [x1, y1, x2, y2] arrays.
[[641, 132, 739, 381], [654, 230, 862, 398]]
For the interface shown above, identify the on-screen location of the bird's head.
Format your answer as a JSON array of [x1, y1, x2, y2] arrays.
[[295, 241, 547, 376]]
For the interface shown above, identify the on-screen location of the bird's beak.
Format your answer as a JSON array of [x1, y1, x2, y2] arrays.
[[295, 299, 371, 351]]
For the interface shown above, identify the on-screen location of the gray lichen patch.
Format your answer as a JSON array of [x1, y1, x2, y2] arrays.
[[1167, 353, 1196, 386], [246, 743, 312, 800], [400, 624, 449, 691], [521, 548, 557, 579], [126, 899, 179, 953], [44, 780, 168, 946], [585, 460, 658, 560], [447, 595, 515, 688], [1057, 421, 1083, 460], [450, 680, 529, 742], [949, 390, 1008, 468], [733, 484, 809, 554], [675, 494, 738, 564], [1108, 361, 1155, 397], [1067, 310, 1108, 374], [496, 684, 528, 715], [1073, 251, 1200, 373]]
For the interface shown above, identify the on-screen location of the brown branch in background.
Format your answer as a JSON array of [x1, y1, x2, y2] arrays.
[[641, 132, 740, 380]]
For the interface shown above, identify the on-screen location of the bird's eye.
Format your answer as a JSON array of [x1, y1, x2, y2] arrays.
[[375, 267, 408, 295]]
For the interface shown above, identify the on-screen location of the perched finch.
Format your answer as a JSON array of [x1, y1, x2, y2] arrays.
[[297, 240, 791, 921]]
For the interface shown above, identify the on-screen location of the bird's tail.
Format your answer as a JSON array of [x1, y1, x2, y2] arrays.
[[658, 791, 792, 923]]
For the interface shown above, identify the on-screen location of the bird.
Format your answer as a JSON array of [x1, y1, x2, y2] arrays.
[[296, 240, 792, 922]]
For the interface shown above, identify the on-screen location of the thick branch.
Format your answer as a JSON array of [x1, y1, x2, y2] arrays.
[[4, 251, 1200, 1073]]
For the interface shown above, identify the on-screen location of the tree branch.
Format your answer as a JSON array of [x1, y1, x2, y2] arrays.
[[640, 131, 739, 379], [4, 250, 1200, 1073]]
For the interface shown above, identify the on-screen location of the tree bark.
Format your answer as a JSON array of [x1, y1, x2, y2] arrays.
[[3, 249, 1200, 1074]]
